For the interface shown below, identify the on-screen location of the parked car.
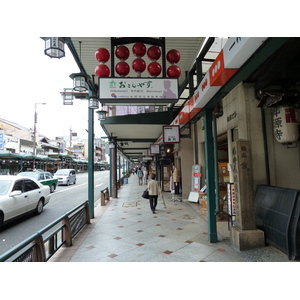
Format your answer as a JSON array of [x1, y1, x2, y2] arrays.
[[18, 171, 58, 193], [0, 175, 51, 230], [54, 169, 76, 186]]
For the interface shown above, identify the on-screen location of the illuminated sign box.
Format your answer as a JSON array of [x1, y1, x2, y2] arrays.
[[99, 77, 178, 105]]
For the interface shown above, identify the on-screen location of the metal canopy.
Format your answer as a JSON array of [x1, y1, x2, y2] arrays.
[[66, 37, 226, 161], [68, 37, 207, 86], [65, 37, 300, 161], [100, 110, 174, 159]]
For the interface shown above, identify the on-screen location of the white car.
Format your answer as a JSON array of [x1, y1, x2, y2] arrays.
[[54, 169, 76, 186], [0, 175, 51, 230]]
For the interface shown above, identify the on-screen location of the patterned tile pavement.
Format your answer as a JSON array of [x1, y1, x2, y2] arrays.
[[49, 174, 293, 262]]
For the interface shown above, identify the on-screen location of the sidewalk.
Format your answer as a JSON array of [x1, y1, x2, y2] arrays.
[[49, 174, 292, 262]]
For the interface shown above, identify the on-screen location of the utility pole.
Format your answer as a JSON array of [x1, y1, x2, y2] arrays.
[[33, 103, 46, 168], [70, 127, 73, 151]]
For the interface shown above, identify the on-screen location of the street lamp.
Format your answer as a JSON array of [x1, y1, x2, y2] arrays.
[[43, 37, 65, 59], [33, 103, 46, 162], [88, 96, 99, 109], [69, 72, 90, 92], [96, 107, 107, 121]]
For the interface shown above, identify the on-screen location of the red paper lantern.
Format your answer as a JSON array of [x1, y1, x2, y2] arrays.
[[132, 42, 146, 57], [95, 48, 110, 63], [167, 65, 181, 78], [115, 45, 130, 61], [95, 64, 110, 77], [147, 62, 161, 77], [167, 49, 180, 64], [147, 46, 161, 61], [116, 61, 130, 76], [132, 58, 146, 73]]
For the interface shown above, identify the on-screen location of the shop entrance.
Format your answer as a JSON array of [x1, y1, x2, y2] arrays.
[[217, 133, 229, 221]]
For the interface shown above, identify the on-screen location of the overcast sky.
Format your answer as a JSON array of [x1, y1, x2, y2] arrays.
[[0, 36, 106, 140]]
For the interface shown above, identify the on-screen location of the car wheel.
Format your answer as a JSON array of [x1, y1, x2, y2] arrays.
[[35, 199, 44, 215], [67, 180, 70, 186], [50, 184, 55, 193], [73, 179, 76, 185]]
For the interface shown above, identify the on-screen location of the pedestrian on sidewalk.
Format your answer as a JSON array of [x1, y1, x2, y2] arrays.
[[147, 173, 162, 214], [137, 167, 143, 185], [143, 168, 148, 185]]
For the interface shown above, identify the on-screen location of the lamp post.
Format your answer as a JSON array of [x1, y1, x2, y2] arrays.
[[96, 106, 107, 121], [43, 37, 65, 59], [33, 102, 46, 168]]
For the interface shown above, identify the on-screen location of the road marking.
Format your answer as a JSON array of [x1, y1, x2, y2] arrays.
[[54, 181, 106, 195], [54, 183, 86, 194]]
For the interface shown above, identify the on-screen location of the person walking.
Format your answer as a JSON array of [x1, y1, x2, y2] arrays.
[[143, 168, 148, 185], [137, 167, 143, 185], [147, 173, 162, 214]]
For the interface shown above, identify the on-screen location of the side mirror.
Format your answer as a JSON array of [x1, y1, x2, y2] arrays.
[[10, 190, 22, 196]]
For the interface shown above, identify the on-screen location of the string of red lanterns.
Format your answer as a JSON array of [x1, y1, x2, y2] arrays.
[[115, 45, 130, 77], [95, 48, 110, 77], [166, 49, 181, 78], [94, 43, 181, 78]]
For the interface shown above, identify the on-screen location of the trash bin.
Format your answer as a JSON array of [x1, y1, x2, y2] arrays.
[[124, 178, 128, 184]]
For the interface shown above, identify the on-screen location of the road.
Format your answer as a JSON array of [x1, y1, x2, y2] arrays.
[[0, 171, 109, 255]]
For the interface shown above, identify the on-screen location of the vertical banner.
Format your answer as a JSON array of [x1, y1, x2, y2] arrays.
[[191, 164, 202, 192], [227, 183, 236, 225]]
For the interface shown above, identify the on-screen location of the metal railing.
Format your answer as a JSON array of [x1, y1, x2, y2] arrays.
[[0, 201, 90, 262]]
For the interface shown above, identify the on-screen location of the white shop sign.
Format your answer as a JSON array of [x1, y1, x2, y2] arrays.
[[99, 77, 178, 104]]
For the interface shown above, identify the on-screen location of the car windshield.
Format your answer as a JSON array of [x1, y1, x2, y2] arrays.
[[55, 171, 69, 176], [0, 180, 12, 195], [18, 172, 39, 180]]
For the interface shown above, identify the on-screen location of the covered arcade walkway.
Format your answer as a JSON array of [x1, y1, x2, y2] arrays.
[[49, 174, 291, 262]]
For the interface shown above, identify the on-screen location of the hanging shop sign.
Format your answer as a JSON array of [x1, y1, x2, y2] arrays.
[[150, 144, 160, 155], [273, 105, 299, 144], [163, 125, 180, 143], [99, 77, 178, 105]]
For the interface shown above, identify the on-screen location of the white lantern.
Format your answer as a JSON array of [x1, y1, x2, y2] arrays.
[[88, 97, 99, 109], [44, 37, 65, 58], [96, 108, 107, 120], [69, 73, 89, 92], [273, 106, 299, 143]]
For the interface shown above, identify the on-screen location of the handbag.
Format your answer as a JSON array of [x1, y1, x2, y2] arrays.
[[142, 188, 149, 199]]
